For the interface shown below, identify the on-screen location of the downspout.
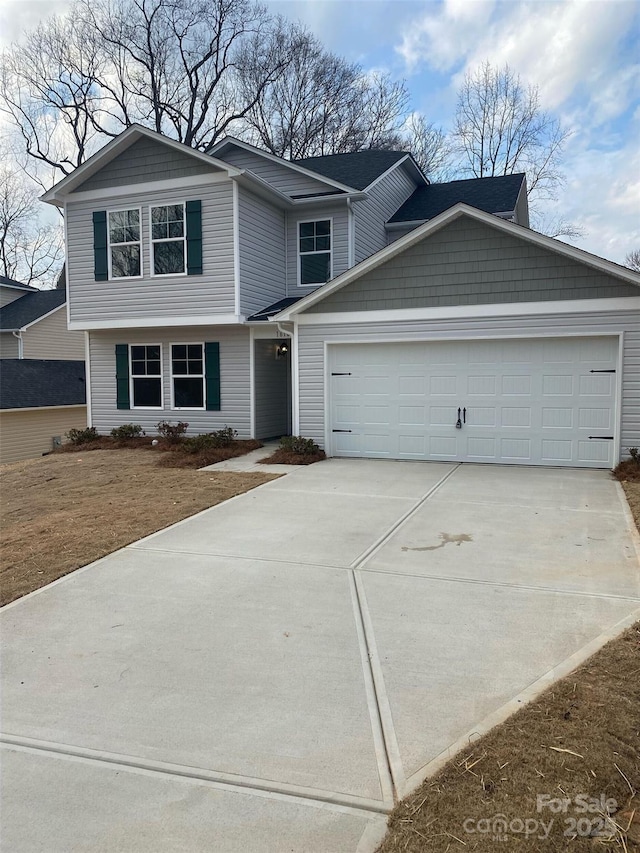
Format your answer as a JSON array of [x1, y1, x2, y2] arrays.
[[347, 198, 355, 268], [12, 330, 23, 359]]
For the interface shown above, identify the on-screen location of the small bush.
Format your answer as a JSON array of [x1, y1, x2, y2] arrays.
[[279, 435, 320, 455], [156, 420, 188, 444], [629, 447, 639, 462], [182, 426, 238, 455], [110, 423, 144, 440], [66, 426, 100, 445]]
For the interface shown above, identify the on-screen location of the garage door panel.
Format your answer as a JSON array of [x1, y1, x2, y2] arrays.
[[329, 337, 617, 468]]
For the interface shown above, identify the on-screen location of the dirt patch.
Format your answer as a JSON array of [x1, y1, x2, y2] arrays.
[[377, 624, 640, 853], [0, 450, 277, 606], [259, 449, 326, 465], [157, 439, 263, 469]]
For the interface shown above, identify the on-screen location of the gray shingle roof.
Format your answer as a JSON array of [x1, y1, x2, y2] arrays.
[[293, 150, 409, 191], [247, 297, 304, 321], [388, 173, 525, 223], [0, 359, 86, 409], [0, 289, 66, 331], [0, 275, 37, 291]]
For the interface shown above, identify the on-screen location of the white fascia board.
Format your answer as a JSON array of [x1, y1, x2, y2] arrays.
[[68, 313, 245, 331], [233, 172, 292, 208], [41, 125, 242, 205], [63, 172, 233, 206], [291, 191, 368, 205], [274, 203, 640, 320], [364, 154, 428, 192], [208, 136, 360, 194], [1, 404, 86, 414], [293, 296, 640, 326]]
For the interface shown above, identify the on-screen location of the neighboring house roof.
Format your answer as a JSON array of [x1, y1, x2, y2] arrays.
[[0, 289, 66, 331], [275, 203, 640, 320], [0, 359, 86, 409], [0, 276, 38, 292], [388, 173, 526, 223], [247, 297, 305, 322], [293, 150, 411, 191]]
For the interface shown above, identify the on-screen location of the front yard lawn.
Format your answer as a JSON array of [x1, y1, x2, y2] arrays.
[[0, 449, 278, 606]]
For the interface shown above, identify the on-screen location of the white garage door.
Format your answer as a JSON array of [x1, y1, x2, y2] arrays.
[[329, 337, 618, 468]]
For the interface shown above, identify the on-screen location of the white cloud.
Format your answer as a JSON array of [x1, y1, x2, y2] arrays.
[[0, 0, 72, 45]]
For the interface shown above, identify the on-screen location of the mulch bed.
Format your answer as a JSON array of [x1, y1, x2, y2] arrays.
[[258, 449, 326, 465]]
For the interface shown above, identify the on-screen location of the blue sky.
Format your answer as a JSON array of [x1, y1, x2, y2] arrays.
[[1, 0, 638, 263]]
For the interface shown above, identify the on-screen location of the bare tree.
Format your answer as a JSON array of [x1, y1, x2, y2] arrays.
[[402, 114, 453, 181], [625, 249, 640, 272], [0, 165, 64, 287], [241, 27, 409, 159], [0, 0, 292, 184]]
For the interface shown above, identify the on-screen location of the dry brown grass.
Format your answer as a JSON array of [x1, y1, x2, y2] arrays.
[[0, 450, 277, 606]]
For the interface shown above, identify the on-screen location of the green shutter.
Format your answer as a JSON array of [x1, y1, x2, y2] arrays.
[[205, 342, 220, 411], [186, 200, 202, 275], [93, 211, 108, 281], [115, 344, 130, 410]]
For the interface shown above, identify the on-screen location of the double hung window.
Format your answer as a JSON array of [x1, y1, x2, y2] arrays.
[[130, 345, 162, 408], [298, 220, 331, 286], [108, 209, 141, 278], [151, 204, 186, 275], [171, 344, 205, 409]]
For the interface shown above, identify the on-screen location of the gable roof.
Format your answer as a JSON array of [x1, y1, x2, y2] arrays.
[[293, 150, 414, 191], [41, 125, 242, 206], [247, 296, 304, 322], [0, 276, 38, 292], [388, 173, 526, 223], [0, 289, 66, 331], [0, 359, 86, 409], [274, 203, 640, 320]]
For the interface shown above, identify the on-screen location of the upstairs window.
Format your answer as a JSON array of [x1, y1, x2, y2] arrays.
[[130, 344, 162, 408], [299, 219, 331, 286], [171, 344, 205, 409], [151, 204, 186, 275], [108, 209, 141, 278]]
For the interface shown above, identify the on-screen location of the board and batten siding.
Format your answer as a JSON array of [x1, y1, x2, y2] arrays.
[[296, 311, 640, 458], [353, 164, 417, 263], [71, 137, 221, 193], [0, 334, 19, 358], [238, 188, 286, 317], [22, 308, 85, 360], [306, 216, 640, 313], [66, 181, 235, 325], [88, 326, 251, 437], [286, 201, 350, 297], [0, 406, 87, 464], [220, 147, 332, 197]]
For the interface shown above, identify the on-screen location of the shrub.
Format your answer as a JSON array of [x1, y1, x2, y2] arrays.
[[629, 447, 639, 462], [181, 426, 238, 454], [156, 420, 188, 444], [110, 423, 144, 440], [66, 426, 100, 445], [278, 435, 320, 455]]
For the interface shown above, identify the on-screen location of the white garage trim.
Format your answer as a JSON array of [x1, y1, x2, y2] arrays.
[[323, 333, 623, 468]]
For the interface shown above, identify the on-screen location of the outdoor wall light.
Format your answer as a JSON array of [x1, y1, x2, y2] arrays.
[[275, 343, 289, 360]]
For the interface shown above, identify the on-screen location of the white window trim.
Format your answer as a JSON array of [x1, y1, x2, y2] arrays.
[[129, 343, 164, 410], [107, 206, 143, 280], [297, 217, 333, 288], [170, 341, 206, 410], [149, 202, 188, 278]]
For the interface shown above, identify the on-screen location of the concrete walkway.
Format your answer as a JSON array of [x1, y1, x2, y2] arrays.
[[2, 461, 639, 852]]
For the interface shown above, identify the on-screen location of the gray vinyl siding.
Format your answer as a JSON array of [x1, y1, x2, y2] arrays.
[[238, 189, 286, 316], [305, 217, 640, 313], [0, 333, 19, 358], [219, 146, 335, 196], [296, 310, 640, 457], [286, 202, 350, 297], [66, 181, 235, 325], [353, 165, 417, 263], [71, 137, 221, 193], [254, 339, 290, 439], [515, 185, 530, 227], [89, 326, 251, 437], [22, 308, 85, 360]]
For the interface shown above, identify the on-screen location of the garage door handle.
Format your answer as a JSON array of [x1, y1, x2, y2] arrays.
[[332, 429, 352, 433], [589, 369, 615, 373], [456, 408, 462, 429], [331, 372, 352, 376], [463, 407, 466, 424], [588, 435, 613, 440]]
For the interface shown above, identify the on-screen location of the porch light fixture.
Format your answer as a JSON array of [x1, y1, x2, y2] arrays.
[[275, 343, 289, 360]]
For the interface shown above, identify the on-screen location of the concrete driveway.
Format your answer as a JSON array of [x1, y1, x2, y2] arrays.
[[2, 460, 639, 852]]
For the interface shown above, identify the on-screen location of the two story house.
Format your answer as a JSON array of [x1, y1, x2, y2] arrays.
[[42, 125, 640, 469]]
